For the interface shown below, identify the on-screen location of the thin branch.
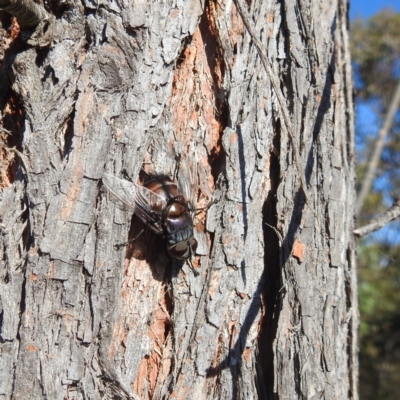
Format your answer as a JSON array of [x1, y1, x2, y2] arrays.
[[355, 78, 400, 216], [0, 0, 49, 28], [354, 195, 400, 237], [232, 0, 311, 204]]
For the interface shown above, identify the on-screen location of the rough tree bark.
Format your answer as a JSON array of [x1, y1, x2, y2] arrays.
[[0, 0, 356, 399]]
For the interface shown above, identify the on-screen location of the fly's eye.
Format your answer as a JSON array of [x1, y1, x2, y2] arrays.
[[174, 242, 188, 252], [168, 241, 189, 259], [189, 238, 198, 252], [168, 238, 198, 260]]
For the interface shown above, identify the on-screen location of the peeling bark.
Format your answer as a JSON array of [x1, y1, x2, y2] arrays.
[[0, 0, 356, 399], [0, 0, 49, 29]]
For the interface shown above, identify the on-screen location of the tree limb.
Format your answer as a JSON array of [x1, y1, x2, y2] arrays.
[[0, 0, 49, 28], [354, 195, 400, 237], [232, 0, 311, 205], [355, 78, 400, 216]]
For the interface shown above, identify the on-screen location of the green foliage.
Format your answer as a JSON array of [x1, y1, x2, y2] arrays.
[[358, 241, 400, 400], [352, 9, 400, 103], [357, 191, 384, 226], [381, 130, 400, 193], [352, 10, 400, 220], [352, 9, 400, 399]]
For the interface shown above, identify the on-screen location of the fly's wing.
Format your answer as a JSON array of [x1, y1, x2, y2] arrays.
[[177, 156, 198, 211], [102, 173, 167, 234], [103, 173, 137, 212], [134, 185, 166, 233]]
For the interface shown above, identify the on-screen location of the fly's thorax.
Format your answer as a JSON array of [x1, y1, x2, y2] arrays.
[[144, 176, 181, 210], [165, 200, 187, 217]]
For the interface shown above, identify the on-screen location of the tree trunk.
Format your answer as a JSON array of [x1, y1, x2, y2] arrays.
[[0, 0, 357, 399]]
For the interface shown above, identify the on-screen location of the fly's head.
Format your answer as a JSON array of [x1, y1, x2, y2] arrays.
[[167, 237, 198, 260]]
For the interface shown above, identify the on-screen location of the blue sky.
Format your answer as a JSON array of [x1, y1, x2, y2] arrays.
[[350, 0, 400, 20], [350, 0, 400, 244]]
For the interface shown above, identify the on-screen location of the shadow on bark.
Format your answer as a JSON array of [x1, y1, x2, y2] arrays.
[[256, 140, 281, 398], [122, 213, 180, 282], [306, 58, 333, 185], [237, 127, 248, 285], [205, 81, 335, 395], [205, 277, 265, 396], [205, 133, 283, 398]]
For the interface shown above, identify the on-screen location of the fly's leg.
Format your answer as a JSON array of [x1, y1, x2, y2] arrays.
[[191, 199, 218, 224], [190, 198, 218, 214], [173, 153, 182, 181], [187, 245, 200, 276], [187, 258, 200, 276], [114, 228, 145, 249]]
